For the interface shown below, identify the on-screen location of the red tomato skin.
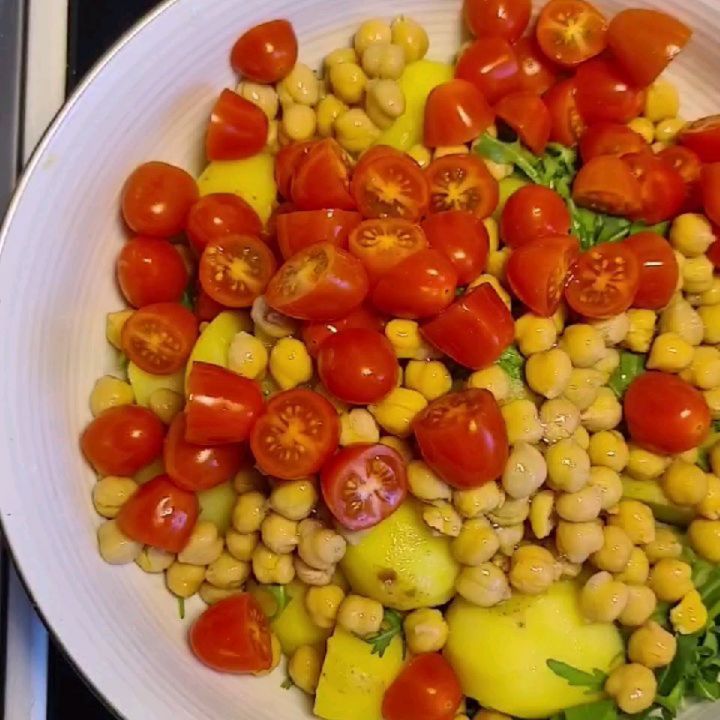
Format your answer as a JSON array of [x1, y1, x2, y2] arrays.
[[514, 37, 559, 95], [421, 211, 489, 284], [164, 413, 245, 492], [291, 139, 356, 211], [276, 209, 362, 259], [625, 372, 711, 455], [608, 9, 692, 87], [81, 405, 165, 477], [708, 236, 720, 270], [500, 185, 571, 248], [572, 155, 643, 217], [625, 232, 679, 310], [116, 237, 188, 308], [206, 89, 268, 162], [544, 79, 586, 147], [421, 284, 514, 370], [701, 163, 720, 227], [494, 91, 552, 154], [579, 122, 649, 163], [371, 249, 459, 320], [413, 388, 509, 489], [186, 194, 263, 255], [424, 80, 495, 147], [116, 475, 198, 553], [121, 161, 198, 238], [317, 329, 398, 405], [321, 444, 407, 531], [680, 116, 720, 163], [275, 141, 316, 199], [186, 362, 264, 445], [463, 0, 532, 42], [302, 307, 385, 357], [230, 19, 298, 83], [455, 37, 522, 105], [190, 594, 273, 674], [195, 287, 227, 322], [623, 153, 686, 225], [658, 146, 703, 212]]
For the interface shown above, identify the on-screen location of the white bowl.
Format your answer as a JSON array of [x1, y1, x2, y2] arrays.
[[0, 0, 718, 718]]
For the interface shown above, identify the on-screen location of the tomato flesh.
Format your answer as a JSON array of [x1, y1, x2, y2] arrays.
[[625, 232, 679, 310], [579, 122, 649, 163], [544, 78, 586, 147], [291, 139, 355, 211], [187, 194, 263, 255], [230, 19, 298, 84], [623, 152, 686, 225], [424, 80, 494, 148], [426, 155, 499, 219], [572, 156, 642, 217], [575, 58, 645, 126], [206, 89, 269, 162], [276, 209, 362, 259], [500, 185, 571, 248], [494, 91, 552, 155]]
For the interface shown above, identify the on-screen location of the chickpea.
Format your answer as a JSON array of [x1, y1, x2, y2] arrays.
[[683, 346, 720, 389], [407, 143, 432, 168], [704, 387, 720, 419], [605, 664, 657, 714], [488, 496, 530, 527], [670, 589, 709, 635], [647, 332, 694, 373], [689, 518, 720, 562], [556, 485, 603, 523], [591, 525, 633, 573], [618, 585, 657, 628], [177, 521, 224, 566], [467, 366, 511, 404], [581, 388, 622, 433], [649, 558, 694, 602], [697, 474, 720, 520], [525, 348, 572, 399], [588, 466, 623, 511], [298, 519, 347, 570], [92, 476, 138, 518], [282, 104, 317, 143], [501, 399, 544, 445], [515, 314, 557, 356], [237, 81, 279, 119], [627, 117, 654, 143], [269, 480, 317, 521], [306, 584, 345, 630], [365, 79, 405, 129], [711, 443, 720, 477], [289, 645, 323, 695], [280, 63, 320, 106], [561, 325, 606, 368], [452, 518, 500, 566], [608, 500, 656, 545], [496, 524, 525, 557], [616, 547, 651, 585], [591, 313, 630, 347], [205, 551, 250, 590], [502, 442, 547, 499], [325, 47, 357, 69], [563, 368, 605, 411], [509, 545, 558, 595], [403, 608, 449, 654], [233, 491, 267, 534], [682, 255, 715, 295], [644, 526, 683, 563], [89, 375, 134, 416], [670, 213, 715, 258], [626, 445, 670, 481], [453, 482, 504, 518], [260, 512, 299, 555], [391, 16, 429, 62], [423, 501, 463, 537], [253, 633, 282, 678], [408, 460, 452, 502], [225, 530, 259, 562], [106, 309, 133, 349], [166, 561, 205, 598], [148, 388, 184, 425], [337, 594, 383, 637], [97, 520, 142, 565], [329, 63, 368, 105], [361, 43, 406, 80], [316, 94, 347, 137], [628, 621, 677, 668], [354, 19, 392, 55], [699, 305, 720, 345], [529, 490, 556, 540], [588, 430, 629, 472], [198, 583, 241, 605], [455, 562, 511, 607], [540, 398, 580, 444], [595, 348, 620, 378], [135, 546, 174, 573], [556, 520, 604, 563], [546, 439, 591, 493], [379, 435, 414, 462], [581, 571, 629, 622], [660, 298, 704, 346]]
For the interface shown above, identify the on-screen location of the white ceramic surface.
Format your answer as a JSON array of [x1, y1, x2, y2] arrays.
[[0, 1, 717, 718]]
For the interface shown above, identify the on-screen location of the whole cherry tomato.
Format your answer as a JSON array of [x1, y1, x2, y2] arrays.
[[117, 237, 188, 308], [186, 194, 263, 255], [625, 372, 711, 455], [572, 156, 643, 217], [230, 19, 298, 83], [81, 405, 165, 476], [500, 185, 570, 248], [495, 91, 552, 154], [164, 413, 245, 492], [424, 80, 495, 147], [275, 141, 316, 199], [514, 37, 559, 96], [680, 116, 720, 163], [625, 232, 679, 310], [194, 286, 227, 323], [291, 139, 355, 211], [116, 474, 199, 553], [190, 594, 273, 674], [302, 307, 385, 357], [121, 161, 198, 238], [463, 0, 532, 43], [536, 0, 608, 66], [413, 388, 508, 489], [701, 163, 720, 227], [276, 209, 362, 259], [579, 122, 649, 163], [206, 89, 268, 162], [544, 78, 586, 147], [421, 284, 514, 369], [623, 152, 686, 225], [321, 444, 407, 531], [425, 155, 499, 218], [250, 389, 339, 480], [455, 37, 521, 104]]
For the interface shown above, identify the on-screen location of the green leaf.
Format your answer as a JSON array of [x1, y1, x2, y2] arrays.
[[564, 699, 617, 720], [266, 585, 292, 620], [693, 675, 720, 701], [474, 133, 543, 183], [181, 285, 197, 312], [280, 676, 295, 690], [546, 659, 608, 693], [496, 345, 525, 382], [608, 351, 646, 399], [629, 220, 671, 237], [657, 632, 701, 699], [651, 601, 672, 628], [713, 419, 720, 433], [362, 608, 404, 658], [178, 597, 186, 620], [117, 350, 130, 373], [697, 446, 711, 472]]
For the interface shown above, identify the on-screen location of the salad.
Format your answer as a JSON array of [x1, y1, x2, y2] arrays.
[[79, 1, 720, 719]]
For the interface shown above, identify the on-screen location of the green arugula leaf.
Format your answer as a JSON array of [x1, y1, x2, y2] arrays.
[[697, 446, 711, 472], [178, 597, 186, 620], [117, 350, 130, 373], [180, 284, 197, 312], [266, 585, 292, 620], [629, 220, 671, 237], [546, 659, 608, 693], [564, 699, 617, 720], [651, 601, 672, 628], [474, 133, 542, 183], [608, 351, 646, 399], [713, 419, 720, 433], [497, 345, 525, 382], [362, 608, 404, 658], [280, 676, 295, 690]]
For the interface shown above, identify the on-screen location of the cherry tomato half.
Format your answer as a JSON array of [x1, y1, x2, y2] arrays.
[[206, 89, 268, 162], [625, 232, 679, 310], [579, 122, 649, 163], [463, 0, 532, 43], [426, 155, 499, 218], [658, 145, 703, 187], [81, 405, 165, 476], [565, 242, 640, 319], [608, 9, 691, 87], [230, 19, 298, 84], [121, 161, 198, 238], [371, 249, 458, 320], [413, 388, 509, 489], [536, 0, 608, 67], [500, 185, 571, 248], [514, 36, 559, 96], [680, 116, 720, 163], [421, 284, 514, 370], [455, 37, 521, 105], [544, 78, 586, 147], [495, 91, 552, 154], [421, 210, 489, 284], [116, 474, 199, 553], [186, 194, 263, 255], [623, 152, 686, 225], [116, 237, 188, 308], [190, 594, 273, 674], [276, 209, 362, 259], [507, 234, 580, 317], [275, 141, 315, 200], [291, 139, 355, 211], [424, 80, 494, 148], [164, 413, 244, 492], [265, 242, 369, 322], [302, 307, 385, 358], [625, 372, 711, 455], [250, 388, 340, 480], [121, 302, 198, 375], [701, 163, 720, 227], [572, 156, 643, 217], [321, 444, 407, 531]]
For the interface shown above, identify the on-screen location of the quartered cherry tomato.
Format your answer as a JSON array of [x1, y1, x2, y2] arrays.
[[424, 80, 495, 147], [625, 372, 711, 455], [536, 0, 608, 67], [514, 36, 559, 96], [425, 155, 499, 218], [544, 78, 586, 147], [275, 141, 315, 199], [206, 89, 269, 161], [276, 209, 362, 259], [500, 185, 571, 248], [185, 362, 264, 445], [291, 139, 355, 211], [579, 122, 649, 163], [623, 152, 686, 225], [680, 116, 720, 163], [116, 475, 199, 554], [413, 388, 509, 489], [230, 19, 298, 84], [608, 9, 691, 86], [572, 156, 643, 217], [701, 163, 720, 227], [302, 306, 385, 357], [121, 302, 199, 375], [186, 193, 263, 255], [565, 242, 640, 319], [164, 413, 245, 492], [371, 249, 458, 319], [625, 232, 679, 310], [575, 58, 646, 125], [190, 594, 273, 674], [199, 234, 277, 308], [117, 237, 188, 308], [455, 37, 521, 104], [421, 284, 514, 369], [495, 91, 552, 154], [121, 161, 198, 238], [250, 388, 340, 480], [81, 405, 165, 476], [507, 234, 579, 317], [421, 210, 489, 284], [463, 0, 532, 43], [658, 146, 702, 187]]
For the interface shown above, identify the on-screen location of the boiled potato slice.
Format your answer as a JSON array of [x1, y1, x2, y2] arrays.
[[444, 581, 624, 719], [197, 481, 237, 534], [340, 499, 459, 610], [127, 362, 184, 407]]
